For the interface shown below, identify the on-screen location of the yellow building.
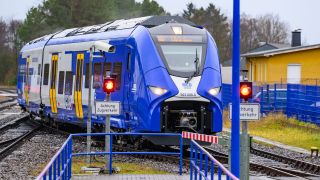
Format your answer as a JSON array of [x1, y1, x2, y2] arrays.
[[242, 44, 320, 85]]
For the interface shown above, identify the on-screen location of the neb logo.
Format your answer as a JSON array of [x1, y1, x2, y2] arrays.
[[182, 82, 192, 89]]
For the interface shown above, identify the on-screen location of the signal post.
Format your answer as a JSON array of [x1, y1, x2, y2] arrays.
[[239, 81, 252, 180], [103, 76, 116, 172], [229, 81, 260, 180]]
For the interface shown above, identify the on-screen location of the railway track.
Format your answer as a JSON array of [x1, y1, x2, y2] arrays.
[[0, 99, 17, 111], [0, 116, 41, 160], [22, 118, 320, 178], [251, 147, 320, 175], [203, 146, 320, 179]]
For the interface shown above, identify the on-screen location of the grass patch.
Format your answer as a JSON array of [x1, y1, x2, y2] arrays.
[[223, 111, 320, 150], [32, 156, 168, 176], [72, 156, 168, 175]]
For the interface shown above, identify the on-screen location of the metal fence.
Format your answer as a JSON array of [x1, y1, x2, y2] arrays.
[[287, 84, 320, 125], [36, 135, 72, 180], [222, 83, 320, 126], [190, 140, 239, 180], [257, 84, 287, 114], [36, 133, 183, 180]]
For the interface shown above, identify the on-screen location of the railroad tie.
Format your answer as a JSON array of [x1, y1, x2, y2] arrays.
[[310, 146, 319, 157]]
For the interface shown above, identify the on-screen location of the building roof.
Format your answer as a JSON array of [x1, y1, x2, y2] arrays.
[[242, 43, 320, 58], [221, 59, 247, 70], [246, 42, 291, 54]]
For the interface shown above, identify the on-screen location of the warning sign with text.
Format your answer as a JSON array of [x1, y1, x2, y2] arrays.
[[229, 103, 260, 121], [94, 101, 121, 115]]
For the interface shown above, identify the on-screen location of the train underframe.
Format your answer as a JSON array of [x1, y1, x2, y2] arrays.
[[145, 101, 214, 146]]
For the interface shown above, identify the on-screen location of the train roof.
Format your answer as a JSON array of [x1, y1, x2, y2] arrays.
[[23, 16, 196, 48]]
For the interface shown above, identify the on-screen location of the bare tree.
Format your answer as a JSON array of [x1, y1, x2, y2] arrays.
[[0, 18, 7, 50], [8, 20, 23, 56], [240, 13, 289, 53], [255, 14, 289, 44], [240, 14, 259, 53]]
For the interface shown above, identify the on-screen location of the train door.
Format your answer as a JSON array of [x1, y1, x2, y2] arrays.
[[83, 57, 104, 118], [49, 54, 59, 113], [56, 71, 65, 110], [17, 56, 26, 104], [74, 53, 84, 119], [24, 57, 31, 106], [56, 53, 72, 114], [123, 49, 133, 113]]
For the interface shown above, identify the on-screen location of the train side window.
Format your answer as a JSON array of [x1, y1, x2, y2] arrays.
[[58, 71, 65, 94], [103, 62, 112, 77], [113, 62, 122, 90], [85, 63, 89, 88], [38, 64, 41, 75], [43, 64, 49, 85], [126, 53, 131, 71], [93, 63, 101, 89], [64, 71, 73, 95]]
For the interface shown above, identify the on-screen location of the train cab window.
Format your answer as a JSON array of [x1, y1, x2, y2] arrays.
[[160, 45, 202, 73], [58, 71, 65, 94], [113, 62, 122, 90], [93, 63, 101, 89], [103, 62, 112, 77], [85, 63, 89, 88], [64, 71, 73, 95], [43, 64, 49, 85]]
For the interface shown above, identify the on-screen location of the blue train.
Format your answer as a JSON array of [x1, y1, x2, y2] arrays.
[[17, 16, 222, 144]]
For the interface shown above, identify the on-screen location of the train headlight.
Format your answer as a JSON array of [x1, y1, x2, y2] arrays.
[[208, 87, 221, 96], [149, 86, 168, 96]]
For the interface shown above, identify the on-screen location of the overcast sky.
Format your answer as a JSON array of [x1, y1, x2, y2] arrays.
[[1, 0, 319, 45]]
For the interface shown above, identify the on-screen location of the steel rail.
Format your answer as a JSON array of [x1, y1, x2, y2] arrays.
[[251, 147, 320, 174], [0, 124, 41, 160], [204, 146, 319, 179]]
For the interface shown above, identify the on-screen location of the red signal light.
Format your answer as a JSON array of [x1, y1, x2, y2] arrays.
[[103, 78, 115, 94], [240, 82, 252, 101]]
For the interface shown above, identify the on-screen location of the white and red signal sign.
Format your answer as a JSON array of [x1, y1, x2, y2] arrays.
[[182, 131, 218, 144]]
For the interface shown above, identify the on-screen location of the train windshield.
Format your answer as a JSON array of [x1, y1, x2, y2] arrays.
[[152, 34, 207, 77], [160, 45, 202, 73]]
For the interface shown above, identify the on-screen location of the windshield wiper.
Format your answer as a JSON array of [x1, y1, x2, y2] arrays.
[[185, 48, 199, 83]]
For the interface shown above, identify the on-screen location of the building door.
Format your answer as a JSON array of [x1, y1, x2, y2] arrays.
[[287, 64, 301, 84]]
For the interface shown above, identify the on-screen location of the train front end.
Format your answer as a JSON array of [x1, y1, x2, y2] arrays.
[[133, 22, 222, 144]]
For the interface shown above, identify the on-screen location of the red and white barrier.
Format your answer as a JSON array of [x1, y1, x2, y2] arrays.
[[182, 131, 218, 144]]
